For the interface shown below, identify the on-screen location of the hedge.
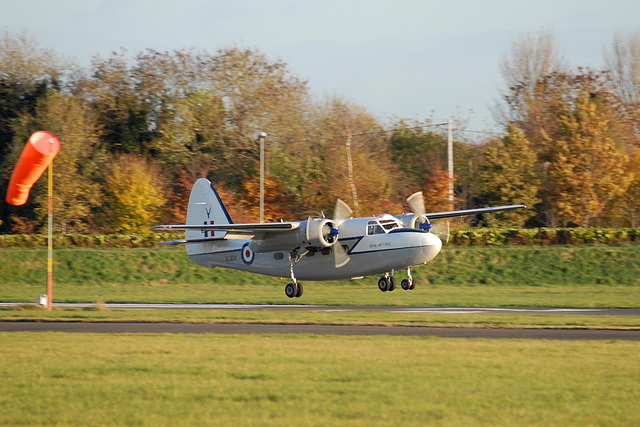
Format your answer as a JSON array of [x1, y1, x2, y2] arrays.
[[0, 233, 177, 248], [1, 228, 640, 248], [448, 228, 640, 246]]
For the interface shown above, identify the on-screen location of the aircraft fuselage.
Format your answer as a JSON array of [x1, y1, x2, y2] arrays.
[[186, 216, 442, 281]]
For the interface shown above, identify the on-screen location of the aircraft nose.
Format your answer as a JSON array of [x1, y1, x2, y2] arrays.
[[420, 231, 442, 263]]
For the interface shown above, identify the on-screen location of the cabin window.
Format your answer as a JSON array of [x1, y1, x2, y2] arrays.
[[274, 252, 284, 260]]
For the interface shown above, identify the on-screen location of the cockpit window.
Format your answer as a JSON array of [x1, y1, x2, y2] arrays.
[[367, 223, 384, 235], [367, 216, 404, 235]]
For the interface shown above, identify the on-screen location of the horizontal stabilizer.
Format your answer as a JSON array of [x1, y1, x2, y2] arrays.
[[425, 204, 526, 220], [151, 222, 299, 234], [159, 239, 188, 246]]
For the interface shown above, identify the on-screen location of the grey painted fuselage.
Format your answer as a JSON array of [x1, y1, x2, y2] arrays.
[[186, 216, 442, 281]]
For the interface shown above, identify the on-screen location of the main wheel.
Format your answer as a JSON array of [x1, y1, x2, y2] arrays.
[[295, 283, 304, 298], [378, 277, 389, 292], [401, 278, 410, 290], [388, 277, 396, 292], [285, 282, 297, 298]]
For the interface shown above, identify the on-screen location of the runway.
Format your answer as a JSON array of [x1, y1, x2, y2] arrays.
[[2, 321, 640, 340], [2, 303, 639, 340], [1, 302, 639, 316]]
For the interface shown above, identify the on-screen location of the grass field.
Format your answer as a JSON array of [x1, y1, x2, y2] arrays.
[[1, 245, 640, 308], [1, 333, 639, 426], [2, 244, 640, 425], [3, 305, 640, 330]]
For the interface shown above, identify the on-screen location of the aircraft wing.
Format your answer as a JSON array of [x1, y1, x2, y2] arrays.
[[425, 204, 526, 220], [151, 222, 299, 234]]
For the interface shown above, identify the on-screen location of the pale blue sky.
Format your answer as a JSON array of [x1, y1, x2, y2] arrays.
[[2, 0, 639, 131]]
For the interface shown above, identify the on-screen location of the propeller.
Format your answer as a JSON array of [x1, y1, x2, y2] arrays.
[[332, 198, 352, 268], [406, 191, 450, 244]]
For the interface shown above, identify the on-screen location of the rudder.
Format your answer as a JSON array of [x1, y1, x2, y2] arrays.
[[186, 178, 233, 240]]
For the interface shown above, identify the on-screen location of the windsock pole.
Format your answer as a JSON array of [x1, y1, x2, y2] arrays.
[[47, 161, 53, 310], [5, 131, 60, 310]]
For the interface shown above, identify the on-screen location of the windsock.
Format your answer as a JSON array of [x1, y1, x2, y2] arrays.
[[6, 131, 61, 206]]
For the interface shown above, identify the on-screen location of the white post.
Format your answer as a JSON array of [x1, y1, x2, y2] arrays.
[[259, 132, 266, 223], [47, 161, 53, 310], [447, 119, 454, 210]]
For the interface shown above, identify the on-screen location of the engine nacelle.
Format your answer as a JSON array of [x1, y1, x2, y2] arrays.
[[395, 213, 431, 231], [304, 218, 338, 248], [249, 218, 339, 253]]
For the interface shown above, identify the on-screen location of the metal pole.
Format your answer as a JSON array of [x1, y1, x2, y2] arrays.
[[47, 161, 53, 311], [447, 119, 454, 210], [259, 132, 266, 223], [345, 133, 359, 215]]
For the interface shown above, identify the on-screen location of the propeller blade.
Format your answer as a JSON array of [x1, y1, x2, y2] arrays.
[[431, 220, 450, 244], [334, 242, 350, 268], [331, 198, 353, 268], [334, 198, 353, 221], [407, 191, 426, 215]]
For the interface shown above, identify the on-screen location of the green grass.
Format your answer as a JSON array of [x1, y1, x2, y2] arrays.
[[1, 333, 639, 426], [2, 306, 640, 330], [1, 245, 640, 308]]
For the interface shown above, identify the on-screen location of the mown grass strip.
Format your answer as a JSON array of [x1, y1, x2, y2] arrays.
[[1, 245, 640, 308], [1, 333, 639, 426], [2, 307, 640, 330]]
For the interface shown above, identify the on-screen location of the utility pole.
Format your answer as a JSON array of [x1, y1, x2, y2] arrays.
[[259, 132, 266, 223], [447, 119, 454, 210], [345, 132, 359, 215]]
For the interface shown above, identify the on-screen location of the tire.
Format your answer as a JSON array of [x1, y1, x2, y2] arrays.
[[401, 279, 410, 290], [295, 283, 304, 298], [388, 277, 396, 292], [285, 283, 297, 298], [378, 277, 389, 292]]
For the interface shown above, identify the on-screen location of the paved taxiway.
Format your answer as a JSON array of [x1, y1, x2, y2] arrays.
[[1, 302, 639, 316], [1, 303, 639, 341], [1, 321, 639, 341]]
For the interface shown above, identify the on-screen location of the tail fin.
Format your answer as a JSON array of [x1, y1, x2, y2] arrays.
[[186, 178, 233, 240]]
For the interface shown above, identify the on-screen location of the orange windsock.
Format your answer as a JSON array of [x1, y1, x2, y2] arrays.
[[6, 131, 61, 206]]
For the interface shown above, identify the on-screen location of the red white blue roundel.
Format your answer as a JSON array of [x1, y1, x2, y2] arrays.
[[241, 242, 255, 265]]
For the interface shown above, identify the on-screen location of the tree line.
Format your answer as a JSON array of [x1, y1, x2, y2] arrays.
[[1, 29, 639, 233]]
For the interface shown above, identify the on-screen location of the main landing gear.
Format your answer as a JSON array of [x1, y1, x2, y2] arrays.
[[378, 268, 416, 292], [285, 282, 304, 298], [285, 250, 306, 298]]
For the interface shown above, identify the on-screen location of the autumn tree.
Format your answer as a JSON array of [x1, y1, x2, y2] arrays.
[[389, 120, 449, 194], [154, 90, 227, 177], [605, 31, 640, 106], [607, 148, 640, 227], [477, 125, 540, 227], [103, 155, 168, 233], [299, 97, 393, 217], [8, 91, 104, 233], [494, 28, 565, 128], [544, 87, 630, 227], [78, 50, 152, 154], [0, 32, 64, 163], [241, 171, 293, 222]]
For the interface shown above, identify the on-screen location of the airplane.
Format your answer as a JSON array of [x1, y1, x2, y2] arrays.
[[152, 178, 525, 298]]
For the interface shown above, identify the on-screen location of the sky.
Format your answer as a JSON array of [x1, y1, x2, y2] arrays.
[[2, 0, 639, 132]]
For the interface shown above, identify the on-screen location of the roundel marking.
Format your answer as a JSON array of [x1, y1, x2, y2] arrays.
[[241, 242, 255, 265]]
